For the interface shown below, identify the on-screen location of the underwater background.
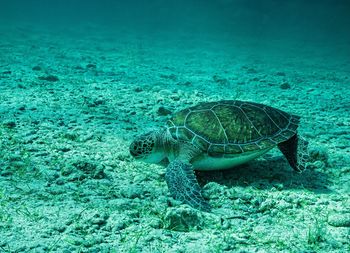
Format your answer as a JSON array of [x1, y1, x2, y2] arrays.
[[0, 0, 349, 252]]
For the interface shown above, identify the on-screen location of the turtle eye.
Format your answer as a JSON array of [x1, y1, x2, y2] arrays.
[[130, 143, 141, 157]]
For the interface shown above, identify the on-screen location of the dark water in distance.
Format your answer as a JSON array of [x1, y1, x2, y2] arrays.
[[0, 0, 349, 71], [1, 0, 349, 42]]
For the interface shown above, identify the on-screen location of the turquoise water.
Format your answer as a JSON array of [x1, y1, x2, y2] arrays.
[[0, 1, 349, 252]]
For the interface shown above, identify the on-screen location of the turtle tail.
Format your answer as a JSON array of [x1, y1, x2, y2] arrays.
[[278, 134, 309, 172]]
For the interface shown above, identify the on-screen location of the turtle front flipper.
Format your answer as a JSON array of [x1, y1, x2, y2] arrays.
[[278, 134, 309, 172], [165, 160, 211, 212]]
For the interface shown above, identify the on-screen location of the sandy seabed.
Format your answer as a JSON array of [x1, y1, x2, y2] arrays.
[[0, 24, 349, 252]]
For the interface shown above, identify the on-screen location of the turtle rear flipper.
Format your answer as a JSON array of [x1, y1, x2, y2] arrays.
[[165, 160, 211, 212], [278, 134, 309, 172]]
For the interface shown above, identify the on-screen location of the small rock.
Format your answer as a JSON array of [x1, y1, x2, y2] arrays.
[[107, 199, 134, 211], [58, 145, 71, 152], [61, 166, 74, 176], [309, 147, 329, 164], [308, 160, 325, 170], [70, 237, 84, 246], [147, 218, 163, 229], [72, 160, 98, 173], [328, 213, 350, 227], [170, 94, 180, 101], [0, 169, 14, 177], [134, 87, 143, 92], [38, 75, 59, 82], [177, 81, 192, 86], [259, 199, 275, 213], [120, 184, 144, 199], [213, 75, 230, 86], [157, 106, 172, 116], [276, 72, 286, 76], [53, 224, 67, 233], [86, 63, 97, 69], [160, 73, 177, 81], [3, 121, 16, 128], [32, 66, 42, 71], [229, 189, 253, 201], [246, 67, 258, 74], [144, 231, 165, 244], [164, 206, 203, 232], [276, 199, 292, 210], [106, 213, 131, 232], [202, 182, 223, 199], [92, 167, 106, 179], [273, 183, 284, 191], [90, 213, 108, 227], [280, 82, 291, 89], [55, 178, 65, 185]]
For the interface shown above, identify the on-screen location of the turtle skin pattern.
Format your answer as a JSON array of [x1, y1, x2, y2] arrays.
[[167, 100, 300, 157]]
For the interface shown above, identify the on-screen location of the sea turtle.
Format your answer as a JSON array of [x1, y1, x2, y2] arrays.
[[130, 100, 309, 211]]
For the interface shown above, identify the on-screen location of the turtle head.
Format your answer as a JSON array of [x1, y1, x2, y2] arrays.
[[129, 131, 165, 163]]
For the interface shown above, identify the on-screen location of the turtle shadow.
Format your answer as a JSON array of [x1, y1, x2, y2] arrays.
[[196, 156, 332, 194]]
